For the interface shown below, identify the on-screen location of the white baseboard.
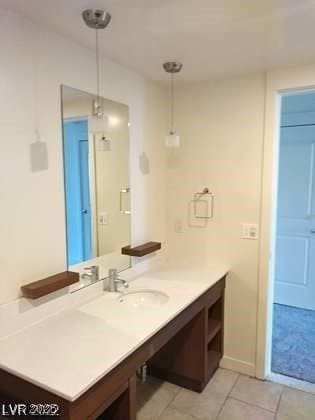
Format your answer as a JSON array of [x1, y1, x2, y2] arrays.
[[220, 356, 256, 377]]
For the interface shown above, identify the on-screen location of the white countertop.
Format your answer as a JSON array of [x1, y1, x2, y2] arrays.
[[0, 267, 228, 401]]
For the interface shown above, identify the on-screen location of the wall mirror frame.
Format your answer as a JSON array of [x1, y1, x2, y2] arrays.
[[60, 85, 131, 290]]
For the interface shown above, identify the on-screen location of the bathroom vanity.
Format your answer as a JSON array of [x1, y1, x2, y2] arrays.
[[0, 269, 226, 419]]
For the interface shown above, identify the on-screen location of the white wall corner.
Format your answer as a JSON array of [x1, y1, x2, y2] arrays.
[[220, 356, 256, 377]]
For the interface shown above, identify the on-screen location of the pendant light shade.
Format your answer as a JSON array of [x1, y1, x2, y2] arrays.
[[163, 61, 183, 148], [88, 113, 109, 135], [82, 9, 111, 134], [165, 133, 180, 148]]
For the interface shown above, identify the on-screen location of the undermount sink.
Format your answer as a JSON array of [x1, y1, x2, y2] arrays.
[[117, 289, 169, 308]]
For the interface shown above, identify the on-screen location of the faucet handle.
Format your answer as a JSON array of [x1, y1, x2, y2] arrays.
[[84, 265, 97, 271], [117, 278, 129, 289], [108, 268, 118, 278], [81, 265, 99, 282]]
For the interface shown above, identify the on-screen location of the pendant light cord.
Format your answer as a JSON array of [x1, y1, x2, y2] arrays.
[[170, 73, 174, 134], [95, 26, 100, 102]]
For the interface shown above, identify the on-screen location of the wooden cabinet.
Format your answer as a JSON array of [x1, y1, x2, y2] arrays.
[[0, 277, 225, 420], [147, 278, 225, 392], [95, 377, 136, 420]]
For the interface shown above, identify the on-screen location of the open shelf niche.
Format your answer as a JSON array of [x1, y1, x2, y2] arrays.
[[206, 295, 224, 377]]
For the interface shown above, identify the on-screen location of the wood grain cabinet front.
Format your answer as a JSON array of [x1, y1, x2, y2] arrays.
[[147, 278, 225, 392]]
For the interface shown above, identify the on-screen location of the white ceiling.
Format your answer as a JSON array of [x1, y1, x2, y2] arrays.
[[3, 0, 315, 84]]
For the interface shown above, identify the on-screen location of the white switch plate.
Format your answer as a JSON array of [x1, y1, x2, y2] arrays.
[[98, 212, 108, 225], [242, 224, 259, 240]]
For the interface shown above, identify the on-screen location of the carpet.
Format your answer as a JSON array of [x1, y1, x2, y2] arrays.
[[272, 303, 315, 383]]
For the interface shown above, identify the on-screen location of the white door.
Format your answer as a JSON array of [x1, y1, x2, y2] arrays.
[[274, 125, 315, 310]]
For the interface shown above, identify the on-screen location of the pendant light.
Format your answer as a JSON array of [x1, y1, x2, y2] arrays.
[[82, 9, 111, 133], [163, 61, 183, 148]]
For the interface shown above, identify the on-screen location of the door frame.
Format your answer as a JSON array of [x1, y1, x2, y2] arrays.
[[256, 66, 315, 380]]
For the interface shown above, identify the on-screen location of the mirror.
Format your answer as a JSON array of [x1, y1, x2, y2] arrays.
[[61, 86, 131, 287]]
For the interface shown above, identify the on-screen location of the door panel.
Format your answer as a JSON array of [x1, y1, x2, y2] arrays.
[[275, 125, 315, 310], [278, 142, 313, 218], [275, 236, 308, 286]]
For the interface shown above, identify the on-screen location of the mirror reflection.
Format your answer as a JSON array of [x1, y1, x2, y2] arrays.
[[61, 86, 131, 284]]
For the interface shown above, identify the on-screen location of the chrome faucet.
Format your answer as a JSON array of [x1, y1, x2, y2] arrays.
[[107, 268, 129, 292], [81, 266, 99, 283]]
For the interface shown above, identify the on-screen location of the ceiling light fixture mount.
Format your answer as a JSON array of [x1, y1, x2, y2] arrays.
[[82, 9, 112, 30], [163, 61, 183, 148], [163, 62, 183, 74]]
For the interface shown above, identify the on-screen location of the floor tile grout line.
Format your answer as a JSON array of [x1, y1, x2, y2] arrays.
[[227, 396, 278, 414], [159, 370, 241, 420], [214, 397, 229, 420], [159, 405, 200, 420], [227, 373, 285, 415], [143, 371, 288, 419], [214, 399, 228, 419], [275, 387, 284, 416], [157, 385, 182, 419], [227, 373, 241, 396], [215, 372, 241, 419]]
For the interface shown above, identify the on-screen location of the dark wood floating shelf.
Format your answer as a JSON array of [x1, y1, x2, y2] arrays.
[[121, 241, 162, 257], [21, 271, 79, 299]]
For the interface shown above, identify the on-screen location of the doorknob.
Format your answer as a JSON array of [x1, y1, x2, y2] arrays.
[[310, 230, 315, 234], [82, 209, 88, 214]]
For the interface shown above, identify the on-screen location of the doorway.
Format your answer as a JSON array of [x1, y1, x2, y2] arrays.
[[271, 90, 315, 383], [63, 118, 92, 266]]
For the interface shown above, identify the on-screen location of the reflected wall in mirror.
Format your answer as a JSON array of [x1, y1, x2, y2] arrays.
[[61, 86, 131, 287]]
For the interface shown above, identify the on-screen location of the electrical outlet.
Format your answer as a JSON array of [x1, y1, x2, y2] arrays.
[[242, 224, 258, 240]]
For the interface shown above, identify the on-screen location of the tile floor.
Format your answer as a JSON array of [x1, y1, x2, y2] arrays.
[[137, 369, 315, 419]]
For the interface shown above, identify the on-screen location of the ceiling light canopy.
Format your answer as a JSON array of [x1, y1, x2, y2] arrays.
[[82, 9, 111, 29]]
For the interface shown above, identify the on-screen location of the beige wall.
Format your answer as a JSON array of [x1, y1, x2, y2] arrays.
[[166, 74, 266, 374], [0, 7, 167, 304], [166, 67, 315, 375]]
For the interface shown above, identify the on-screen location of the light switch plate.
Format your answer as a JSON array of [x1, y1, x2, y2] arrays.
[[242, 224, 259, 240], [98, 212, 108, 225]]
